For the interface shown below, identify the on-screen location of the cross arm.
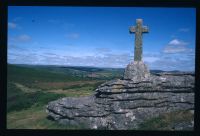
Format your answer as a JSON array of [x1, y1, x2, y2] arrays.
[[129, 26, 136, 33], [142, 26, 149, 33]]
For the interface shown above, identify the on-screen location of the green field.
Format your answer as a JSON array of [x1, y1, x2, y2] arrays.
[[7, 64, 123, 129]]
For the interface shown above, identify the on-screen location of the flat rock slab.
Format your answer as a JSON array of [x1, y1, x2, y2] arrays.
[[46, 73, 194, 130]]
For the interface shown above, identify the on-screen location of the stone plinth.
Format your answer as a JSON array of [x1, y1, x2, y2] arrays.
[[123, 61, 150, 81]]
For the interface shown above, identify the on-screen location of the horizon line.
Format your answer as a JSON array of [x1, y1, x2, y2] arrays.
[[8, 63, 195, 72]]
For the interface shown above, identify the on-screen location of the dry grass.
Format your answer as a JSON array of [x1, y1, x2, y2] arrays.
[[46, 87, 94, 97], [13, 82, 95, 97], [7, 106, 84, 129], [14, 83, 40, 93], [7, 106, 46, 129]]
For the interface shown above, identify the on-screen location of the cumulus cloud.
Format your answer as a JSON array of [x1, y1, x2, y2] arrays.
[[8, 48, 195, 71], [150, 56, 194, 71], [163, 46, 192, 54], [163, 39, 192, 53], [168, 39, 188, 46], [8, 43, 195, 71], [8, 48, 130, 68], [142, 51, 195, 71], [8, 22, 17, 29]]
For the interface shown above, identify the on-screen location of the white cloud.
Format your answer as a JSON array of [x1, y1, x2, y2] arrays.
[[8, 22, 17, 29], [8, 48, 130, 68], [150, 57, 194, 71], [163, 46, 193, 54], [145, 49, 195, 71], [8, 48, 195, 71], [163, 39, 192, 53], [8, 44, 195, 71], [168, 39, 188, 46]]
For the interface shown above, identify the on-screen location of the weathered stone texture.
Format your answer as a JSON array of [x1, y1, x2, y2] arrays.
[[129, 19, 149, 61], [46, 73, 194, 130], [123, 61, 150, 81]]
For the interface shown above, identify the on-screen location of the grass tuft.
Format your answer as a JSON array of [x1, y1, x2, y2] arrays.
[[137, 110, 194, 130]]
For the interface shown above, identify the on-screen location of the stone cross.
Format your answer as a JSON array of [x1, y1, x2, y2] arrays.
[[129, 19, 149, 61]]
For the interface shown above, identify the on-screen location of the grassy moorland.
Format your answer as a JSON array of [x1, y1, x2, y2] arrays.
[[7, 64, 123, 129]]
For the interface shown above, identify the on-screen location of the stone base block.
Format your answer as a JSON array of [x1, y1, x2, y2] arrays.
[[123, 61, 150, 81]]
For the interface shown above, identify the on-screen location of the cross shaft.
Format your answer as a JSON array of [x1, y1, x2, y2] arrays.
[[129, 19, 149, 61]]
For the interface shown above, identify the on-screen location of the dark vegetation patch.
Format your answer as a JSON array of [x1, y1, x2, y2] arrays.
[[7, 82, 65, 113], [60, 66, 104, 72]]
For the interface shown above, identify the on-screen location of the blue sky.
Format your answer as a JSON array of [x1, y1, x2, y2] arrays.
[[8, 6, 196, 71]]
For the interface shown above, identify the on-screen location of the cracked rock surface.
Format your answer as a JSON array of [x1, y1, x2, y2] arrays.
[[46, 72, 194, 130]]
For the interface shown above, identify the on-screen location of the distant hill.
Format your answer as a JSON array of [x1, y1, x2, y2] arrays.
[[150, 69, 194, 76], [7, 64, 84, 85], [8, 64, 194, 81], [8, 64, 124, 82]]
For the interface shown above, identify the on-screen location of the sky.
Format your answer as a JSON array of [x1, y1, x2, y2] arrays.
[[8, 6, 196, 71]]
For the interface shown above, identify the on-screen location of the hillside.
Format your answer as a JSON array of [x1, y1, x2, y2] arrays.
[[7, 64, 123, 129]]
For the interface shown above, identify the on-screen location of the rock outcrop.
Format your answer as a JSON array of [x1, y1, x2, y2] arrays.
[[124, 61, 150, 81], [46, 72, 194, 130]]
